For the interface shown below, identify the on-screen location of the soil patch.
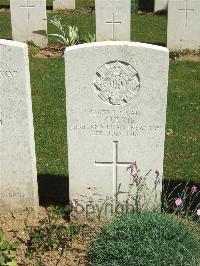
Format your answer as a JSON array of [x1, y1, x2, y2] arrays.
[[33, 46, 65, 58], [52, 7, 95, 14], [0, 7, 95, 14], [0, 7, 9, 12], [171, 54, 200, 61], [0, 207, 101, 266], [34, 45, 200, 61]]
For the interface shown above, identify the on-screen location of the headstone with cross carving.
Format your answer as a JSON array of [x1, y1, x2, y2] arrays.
[[10, 0, 47, 48], [95, 0, 131, 41], [65, 42, 169, 213], [0, 39, 38, 213], [154, 0, 168, 12], [53, 0, 75, 10], [167, 0, 200, 49]]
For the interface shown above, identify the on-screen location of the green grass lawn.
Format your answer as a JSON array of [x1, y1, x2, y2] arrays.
[[0, 5, 199, 184]]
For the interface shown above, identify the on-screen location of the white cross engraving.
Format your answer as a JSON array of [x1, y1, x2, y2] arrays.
[[20, 0, 36, 22], [178, 0, 194, 28], [95, 141, 132, 197], [105, 13, 121, 40]]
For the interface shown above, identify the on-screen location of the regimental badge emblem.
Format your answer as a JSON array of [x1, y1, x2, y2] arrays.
[[94, 61, 140, 106]]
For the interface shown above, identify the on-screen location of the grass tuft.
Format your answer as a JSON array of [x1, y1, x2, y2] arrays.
[[89, 211, 200, 266]]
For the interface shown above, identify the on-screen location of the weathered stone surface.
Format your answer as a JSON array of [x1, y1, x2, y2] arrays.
[[65, 42, 169, 212], [95, 0, 131, 41], [154, 0, 168, 11], [0, 39, 38, 213], [167, 0, 200, 49], [53, 0, 75, 10], [10, 0, 47, 48]]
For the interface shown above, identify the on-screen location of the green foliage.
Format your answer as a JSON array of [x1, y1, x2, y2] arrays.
[[48, 17, 79, 47], [131, 0, 139, 13], [24, 206, 79, 260], [163, 181, 200, 219], [0, 228, 20, 266], [28, 42, 41, 57], [89, 212, 200, 266], [84, 33, 96, 43]]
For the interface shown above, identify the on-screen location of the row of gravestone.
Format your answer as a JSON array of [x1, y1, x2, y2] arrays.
[[0, 39, 169, 214], [9, 0, 200, 50]]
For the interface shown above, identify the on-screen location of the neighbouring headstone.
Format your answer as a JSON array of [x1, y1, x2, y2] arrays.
[[65, 42, 169, 214], [53, 0, 75, 10], [95, 0, 131, 41], [0, 39, 38, 213], [167, 0, 200, 49], [10, 0, 48, 48], [154, 0, 168, 11]]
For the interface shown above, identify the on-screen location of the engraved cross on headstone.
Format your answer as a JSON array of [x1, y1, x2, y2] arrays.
[[105, 13, 121, 40], [178, 1, 194, 28], [20, 0, 36, 22], [95, 141, 132, 197]]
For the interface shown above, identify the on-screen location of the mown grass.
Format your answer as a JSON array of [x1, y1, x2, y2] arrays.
[[0, 4, 199, 184], [165, 61, 200, 182], [30, 58, 67, 177]]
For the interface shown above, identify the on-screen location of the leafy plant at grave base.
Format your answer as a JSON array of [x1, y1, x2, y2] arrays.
[[121, 161, 161, 211], [131, 0, 139, 13], [0, 227, 20, 266], [72, 162, 161, 221], [27, 42, 41, 57], [48, 17, 79, 47], [84, 33, 96, 43], [24, 206, 79, 263], [88, 211, 200, 266]]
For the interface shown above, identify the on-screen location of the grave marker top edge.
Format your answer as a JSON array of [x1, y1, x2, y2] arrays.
[[64, 41, 169, 54], [0, 39, 27, 48]]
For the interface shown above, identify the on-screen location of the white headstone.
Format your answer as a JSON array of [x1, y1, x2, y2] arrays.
[[154, 0, 168, 11], [53, 0, 75, 10], [167, 0, 200, 49], [65, 42, 169, 212], [10, 0, 48, 48], [95, 0, 131, 41], [0, 39, 38, 213]]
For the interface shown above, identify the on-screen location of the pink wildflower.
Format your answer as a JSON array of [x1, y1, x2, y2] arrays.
[[191, 186, 198, 193], [197, 209, 200, 216], [175, 198, 183, 206], [140, 207, 145, 213]]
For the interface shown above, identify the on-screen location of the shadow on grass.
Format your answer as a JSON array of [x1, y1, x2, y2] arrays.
[[0, 4, 9, 9], [37, 173, 199, 214], [38, 174, 69, 206], [162, 178, 200, 212], [139, 0, 154, 12]]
